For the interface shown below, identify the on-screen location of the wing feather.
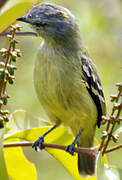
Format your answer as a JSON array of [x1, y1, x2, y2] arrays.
[[81, 53, 106, 127]]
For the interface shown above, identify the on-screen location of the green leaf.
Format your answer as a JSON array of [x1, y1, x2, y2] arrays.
[[107, 126, 122, 170], [0, 0, 34, 32], [96, 152, 120, 180], [6, 109, 50, 136], [4, 138, 37, 180], [0, 128, 9, 180], [118, 168, 122, 180], [3, 110, 48, 180], [5, 126, 96, 180]]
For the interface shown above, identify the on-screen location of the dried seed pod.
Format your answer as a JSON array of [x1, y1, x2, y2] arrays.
[[110, 94, 117, 102], [102, 131, 108, 137], [112, 134, 119, 143]]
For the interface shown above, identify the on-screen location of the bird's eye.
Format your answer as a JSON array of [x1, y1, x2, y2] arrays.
[[28, 14, 32, 18]]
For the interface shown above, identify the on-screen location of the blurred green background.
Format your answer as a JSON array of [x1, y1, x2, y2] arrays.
[[1, 0, 122, 179]]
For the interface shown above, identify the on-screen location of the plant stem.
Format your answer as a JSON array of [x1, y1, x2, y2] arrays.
[[99, 84, 122, 153], [102, 102, 122, 154], [105, 144, 122, 153], [0, 32, 38, 37]]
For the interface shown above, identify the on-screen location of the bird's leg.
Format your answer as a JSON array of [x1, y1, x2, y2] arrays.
[[65, 129, 83, 155], [32, 124, 58, 151]]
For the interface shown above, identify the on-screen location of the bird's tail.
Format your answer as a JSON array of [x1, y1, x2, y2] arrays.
[[78, 152, 95, 175]]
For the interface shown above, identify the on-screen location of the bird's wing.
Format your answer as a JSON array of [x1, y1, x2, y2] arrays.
[[81, 53, 106, 127]]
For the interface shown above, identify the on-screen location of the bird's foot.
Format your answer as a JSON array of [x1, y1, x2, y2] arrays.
[[65, 143, 75, 155], [32, 124, 58, 151], [65, 129, 83, 156], [32, 136, 44, 151]]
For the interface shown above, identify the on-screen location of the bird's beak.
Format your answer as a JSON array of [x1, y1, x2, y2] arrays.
[[16, 15, 29, 23]]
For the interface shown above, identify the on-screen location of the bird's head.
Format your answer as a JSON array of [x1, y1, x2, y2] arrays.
[[17, 3, 78, 42]]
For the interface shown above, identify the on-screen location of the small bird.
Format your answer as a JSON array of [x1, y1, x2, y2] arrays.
[[17, 2, 106, 175]]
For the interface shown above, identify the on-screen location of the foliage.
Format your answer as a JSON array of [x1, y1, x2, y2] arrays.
[[3, 109, 121, 180], [0, 0, 43, 32], [99, 83, 122, 155], [0, 129, 9, 180], [0, 24, 22, 128], [96, 153, 120, 180], [4, 138, 37, 180]]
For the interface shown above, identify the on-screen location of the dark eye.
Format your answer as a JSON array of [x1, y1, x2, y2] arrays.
[[28, 14, 32, 18]]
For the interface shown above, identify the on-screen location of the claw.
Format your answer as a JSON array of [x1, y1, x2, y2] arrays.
[[32, 136, 44, 151], [65, 129, 83, 156], [65, 144, 75, 155], [32, 125, 58, 152]]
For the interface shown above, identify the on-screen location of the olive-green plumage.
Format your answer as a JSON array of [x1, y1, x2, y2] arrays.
[[17, 2, 106, 175], [34, 40, 97, 146]]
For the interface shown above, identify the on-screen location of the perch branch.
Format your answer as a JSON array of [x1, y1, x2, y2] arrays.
[[4, 141, 99, 159]]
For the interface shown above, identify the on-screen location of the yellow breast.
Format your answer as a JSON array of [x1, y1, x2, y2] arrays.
[[34, 42, 97, 132]]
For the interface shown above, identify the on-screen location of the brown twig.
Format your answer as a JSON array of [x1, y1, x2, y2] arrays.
[[0, 0, 7, 8], [0, 31, 38, 37], [99, 83, 122, 155], [1, 28, 16, 95], [4, 141, 99, 159], [105, 144, 122, 154], [102, 102, 122, 154], [0, 25, 22, 128]]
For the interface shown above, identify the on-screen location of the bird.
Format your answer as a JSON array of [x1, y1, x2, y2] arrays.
[[17, 2, 106, 175]]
